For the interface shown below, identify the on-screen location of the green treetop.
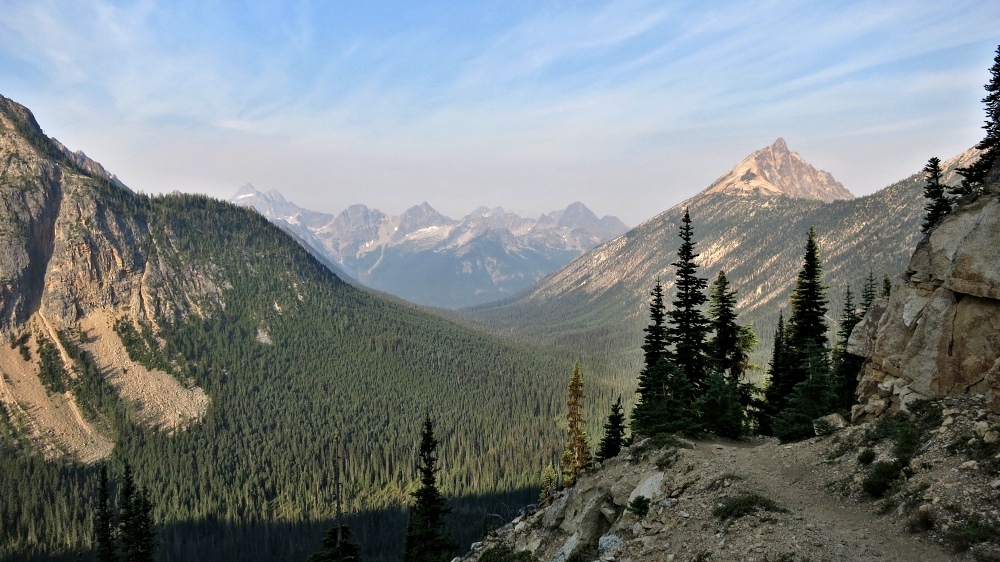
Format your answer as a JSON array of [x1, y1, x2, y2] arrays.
[[921, 157, 951, 232], [708, 270, 741, 380], [595, 397, 627, 463], [665, 209, 711, 392], [954, 44, 1000, 200]]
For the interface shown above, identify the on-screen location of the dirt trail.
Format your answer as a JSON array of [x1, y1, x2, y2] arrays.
[[704, 438, 958, 562]]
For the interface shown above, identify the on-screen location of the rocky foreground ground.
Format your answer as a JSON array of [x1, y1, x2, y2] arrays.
[[465, 395, 1000, 562]]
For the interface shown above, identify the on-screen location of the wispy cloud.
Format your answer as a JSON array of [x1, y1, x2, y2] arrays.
[[0, 0, 998, 223]]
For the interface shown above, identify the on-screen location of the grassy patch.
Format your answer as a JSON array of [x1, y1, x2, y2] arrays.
[[713, 493, 787, 519]]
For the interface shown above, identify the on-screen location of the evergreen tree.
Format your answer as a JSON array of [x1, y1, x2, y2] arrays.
[[697, 370, 745, 439], [734, 324, 766, 432], [761, 312, 790, 436], [665, 209, 711, 392], [860, 269, 878, 314], [306, 526, 361, 562], [642, 279, 668, 368], [787, 227, 829, 355], [94, 465, 116, 562], [772, 343, 836, 442], [561, 362, 591, 486], [537, 465, 556, 506], [118, 465, 155, 562], [921, 157, 951, 232], [402, 416, 456, 562], [595, 397, 627, 462], [881, 273, 892, 298], [708, 270, 741, 380], [767, 229, 830, 435], [954, 45, 1000, 200], [831, 286, 865, 412], [633, 281, 671, 437], [631, 358, 699, 437]]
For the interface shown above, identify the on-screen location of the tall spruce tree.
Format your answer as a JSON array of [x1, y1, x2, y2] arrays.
[[767, 229, 830, 432], [561, 362, 591, 486], [954, 45, 1000, 200], [94, 465, 116, 562], [921, 157, 951, 232], [665, 209, 711, 392], [708, 270, 741, 380], [787, 227, 829, 356], [860, 269, 878, 314], [831, 286, 865, 412], [761, 312, 790, 435], [402, 416, 456, 562], [641, 279, 668, 368], [118, 464, 156, 562], [596, 397, 627, 462], [632, 281, 670, 436]]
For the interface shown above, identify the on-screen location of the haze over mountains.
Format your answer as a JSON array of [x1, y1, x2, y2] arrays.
[[231, 186, 628, 308], [463, 139, 980, 384]]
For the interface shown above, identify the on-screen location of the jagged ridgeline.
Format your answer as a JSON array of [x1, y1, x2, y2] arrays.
[[0, 96, 570, 561]]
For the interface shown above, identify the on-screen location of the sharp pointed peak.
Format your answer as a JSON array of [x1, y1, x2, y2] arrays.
[[701, 138, 853, 202]]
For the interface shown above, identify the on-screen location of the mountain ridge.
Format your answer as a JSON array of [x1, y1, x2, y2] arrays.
[[231, 187, 629, 308], [462, 142, 981, 395]]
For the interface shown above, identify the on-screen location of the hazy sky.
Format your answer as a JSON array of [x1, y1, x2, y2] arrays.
[[1, 1, 998, 225]]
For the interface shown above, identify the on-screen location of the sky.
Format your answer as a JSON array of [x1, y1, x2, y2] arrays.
[[0, 1, 998, 226]]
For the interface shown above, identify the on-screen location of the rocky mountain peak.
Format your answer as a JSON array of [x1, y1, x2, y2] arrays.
[[703, 138, 854, 202]]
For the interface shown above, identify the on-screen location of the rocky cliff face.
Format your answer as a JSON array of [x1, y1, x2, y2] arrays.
[[849, 163, 1000, 419], [0, 95, 212, 460], [703, 138, 853, 202], [231, 187, 629, 308]]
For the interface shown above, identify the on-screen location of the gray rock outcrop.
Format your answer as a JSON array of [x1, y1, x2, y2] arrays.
[[0, 94, 222, 335], [848, 159, 1000, 419]]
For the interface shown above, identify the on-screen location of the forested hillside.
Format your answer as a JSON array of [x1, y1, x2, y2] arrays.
[[0, 97, 600, 562], [461, 149, 979, 400]]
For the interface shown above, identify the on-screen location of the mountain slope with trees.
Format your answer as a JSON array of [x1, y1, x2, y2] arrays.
[[0, 94, 576, 562], [462, 141, 981, 395]]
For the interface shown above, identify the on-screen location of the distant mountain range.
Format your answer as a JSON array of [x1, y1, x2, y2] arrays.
[[463, 139, 980, 385], [230, 187, 628, 308]]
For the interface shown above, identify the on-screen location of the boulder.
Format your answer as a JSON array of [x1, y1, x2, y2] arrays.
[[628, 472, 665, 504]]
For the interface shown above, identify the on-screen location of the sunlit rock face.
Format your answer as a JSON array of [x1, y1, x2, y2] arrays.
[[849, 158, 1000, 419], [702, 138, 854, 202]]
